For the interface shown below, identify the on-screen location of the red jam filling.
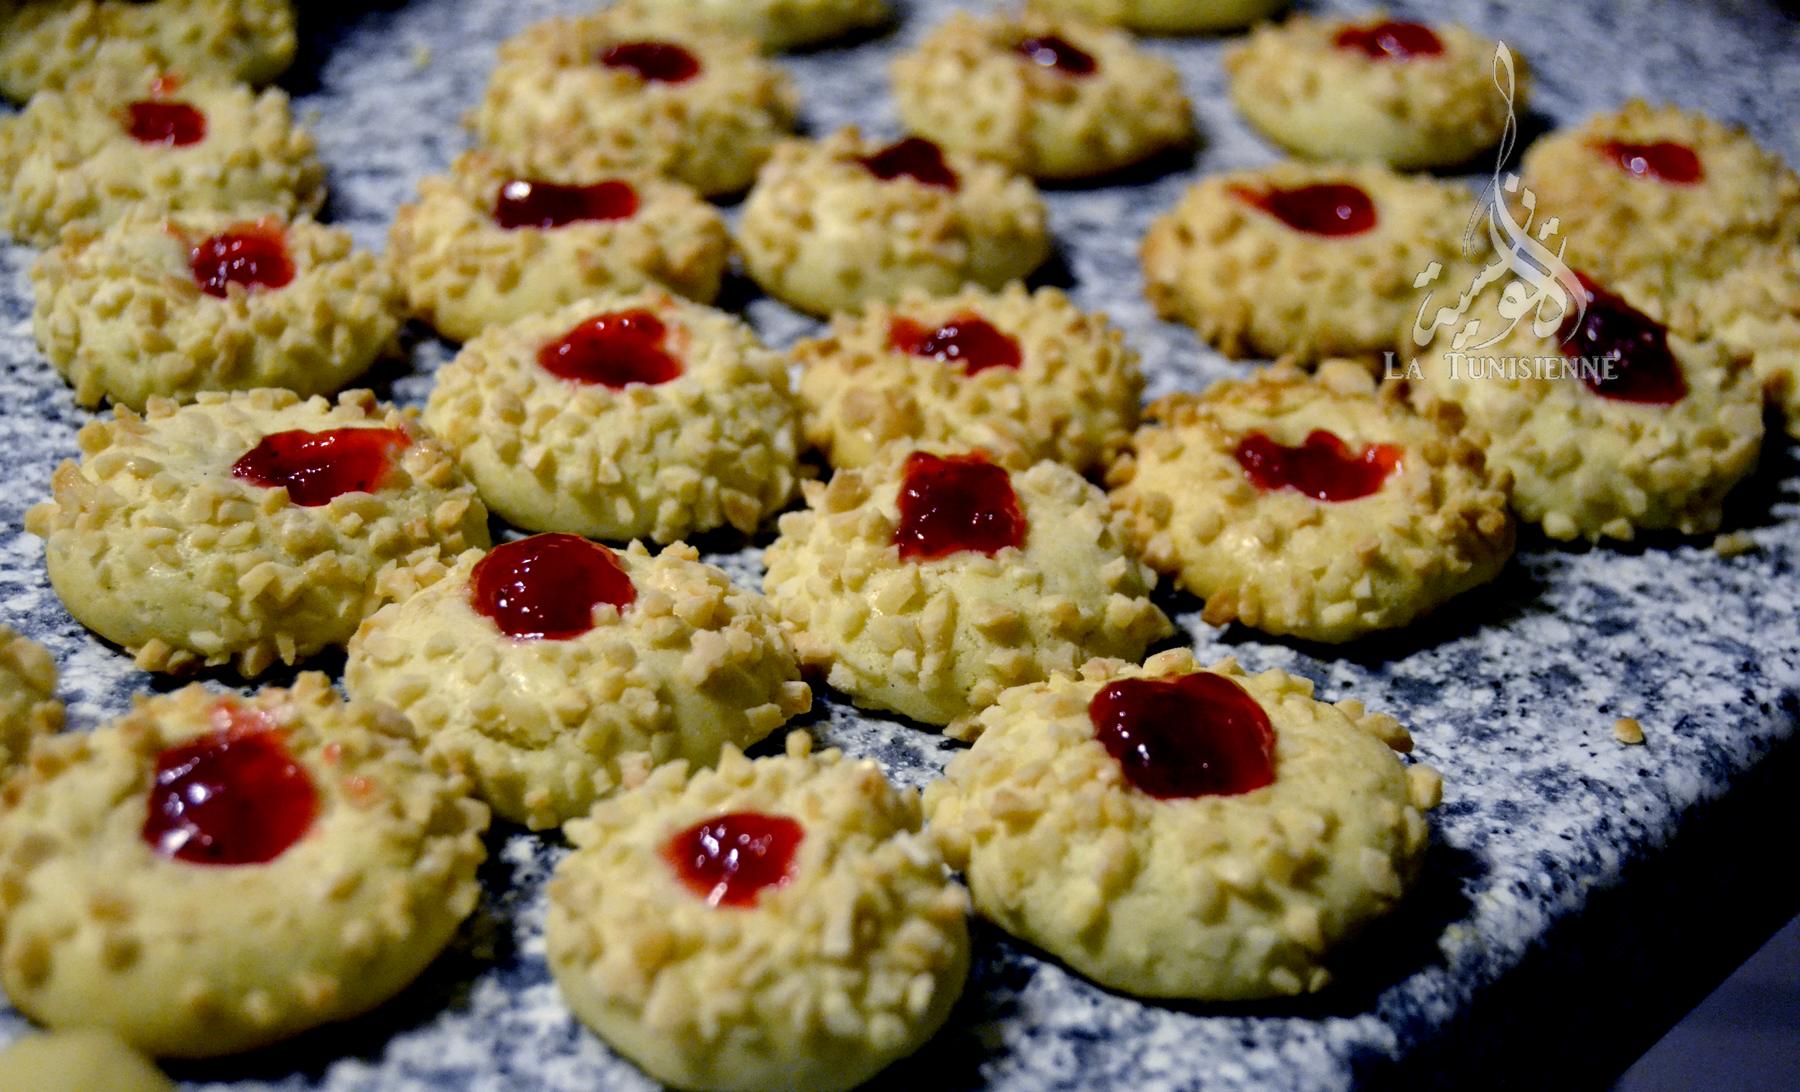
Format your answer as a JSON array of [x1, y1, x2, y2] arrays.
[[470, 533, 635, 640], [537, 309, 683, 387], [1597, 139, 1704, 185], [859, 137, 959, 190], [1235, 429, 1401, 502], [190, 223, 294, 297], [894, 451, 1026, 561], [126, 100, 206, 146], [1231, 182, 1378, 237], [1559, 273, 1687, 404], [1333, 20, 1445, 60], [142, 704, 318, 865], [1015, 34, 1097, 76], [600, 40, 700, 83], [1089, 674, 1276, 800], [493, 178, 640, 229], [665, 812, 803, 908], [888, 315, 1022, 375], [231, 427, 410, 506]]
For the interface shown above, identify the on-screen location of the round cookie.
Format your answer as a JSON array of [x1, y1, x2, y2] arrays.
[[763, 446, 1172, 726], [926, 649, 1441, 1000], [738, 127, 1051, 316], [1107, 361, 1514, 643], [0, 627, 63, 772], [1675, 244, 1800, 438], [423, 290, 801, 544], [0, 68, 323, 248], [891, 12, 1195, 181], [24, 388, 490, 675], [1025, 0, 1286, 34], [793, 283, 1142, 473], [1226, 15, 1526, 170], [547, 732, 970, 1092], [0, 1029, 172, 1092], [1141, 161, 1472, 361], [32, 210, 401, 410], [389, 150, 729, 344], [633, 0, 890, 52], [346, 535, 812, 831], [0, 676, 489, 1058], [468, 4, 798, 198], [0, 0, 296, 102]]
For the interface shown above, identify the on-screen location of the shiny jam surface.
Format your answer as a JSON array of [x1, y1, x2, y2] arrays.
[[1089, 674, 1276, 800], [859, 137, 959, 190], [1597, 139, 1704, 185], [1235, 429, 1401, 502], [599, 40, 700, 83], [887, 315, 1022, 375], [1332, 20, 1445, 60], [1231, 182, 1377, 237], [126, 100, 206, 146], [665, 812, 804, 908], [1559, 273, 1687, 404], [1015, 34, 1097, 76], [493, 179, 640, 229], [190, 224, 295, 297], [894, 451, 1027, 561], [470, 533, 636, 640], [231, 427, 410, 506], [142, 704, 318, 865], [537, 309, 683, 387]]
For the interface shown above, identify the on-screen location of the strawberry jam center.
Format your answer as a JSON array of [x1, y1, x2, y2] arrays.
[[888, 315, 1022, 375], [600, 40, 700, 83], [142, 704, 317, 865], [1231, 183, 1378, 236], [894, 451, 1026, 561], [231, 427, 410, 506], [1559, 273, 1687, 404], [126, 99, 206, 146], [537, 309, 683, 387], [190, 223, 294, 297], [493, 179, 640, 229], [1235, 429, 1401, 502], [1597, 140, 1704, 185], [1016, 34, 1097, 76], [1090, 674, 1276, 799], [470, 533, 635, 640], [860, 137, 959, 190], [1333, 21, 1444, 60], [665, 812, 803, 908]]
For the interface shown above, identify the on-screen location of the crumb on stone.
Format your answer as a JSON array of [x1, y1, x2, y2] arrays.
[[1712, 531, 1757, 557], [1612, 717, 1645, 745]]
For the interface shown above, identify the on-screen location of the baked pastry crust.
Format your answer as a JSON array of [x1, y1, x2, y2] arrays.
[[24, 389, 490, 675], [1141, 161, 1471, 361], [547, 733, 970, 1092], [0, 1029, 172, 1092], [633, 0, 890, 52], [763, 446, 1172, 726], [0, 627, 62, 773], [1225, 14, 1525, 170], [389, 150, 729, 343], [1107, 361, 1514, 643], [891, 12, 1195, 180], [32, 209, 401, 410], [926, 649, 1439, 1000], [1026, 0, 1286, 34], [1674, 244, 1800, 438], [423, 290, 802, 543], [468, 4, 798, 198], [793, 283, 1142, 473], [738, 127, 1051, 316], [0, 676, 489, 1058]]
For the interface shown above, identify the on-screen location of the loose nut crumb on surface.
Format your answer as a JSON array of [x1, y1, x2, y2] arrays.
[[1612, 717, 1646, 745], [1712, 531, 1758, 557]]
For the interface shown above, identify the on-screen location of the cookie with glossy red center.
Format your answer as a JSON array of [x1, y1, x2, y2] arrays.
[[0, 676, 488, 1058], [1025, 0, 1287, 33], [927, 649, 1441, 1000], [25, 389, 489, 676], [634, 0, 890, 52], [548, 733, 969, 1092], [0, 627, 62, 774]]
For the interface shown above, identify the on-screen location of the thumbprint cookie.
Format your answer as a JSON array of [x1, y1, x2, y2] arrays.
[[1677, 245, 1800, 438], [634, 0, 890, 52], [1025, 0, 1287, 35], [0, 627, 62, 772], [0, 1029, 172, 1092]]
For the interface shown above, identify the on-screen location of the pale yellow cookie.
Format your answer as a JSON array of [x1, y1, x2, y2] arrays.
[[548, 733, 969, 1092], [0, 1029, 172, 1092], [1027, 0, 1286, 34], [0, 676, 489, 1058], [891, 12, 1195, 181], [0, 627, 62, 773], [738, 127, 1051, 316], [1141, 161, 1471, 361], [424, 290, 801, 543], [1107, 361, 1514, 643], [1226, 14, 1525, 170], [1674, 244, 1800, 438], [763, 446, 1172, 726], [634, 0, 890, 52], [468, 4, 798, 198], [390, 150, 729, 343], [32, 209, 401, 410], [25, 389, 490, 676], [927, 649, 1439, 1000]]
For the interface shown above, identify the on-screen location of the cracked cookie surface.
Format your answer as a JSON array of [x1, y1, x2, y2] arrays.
[[0, 627, 62, 773]]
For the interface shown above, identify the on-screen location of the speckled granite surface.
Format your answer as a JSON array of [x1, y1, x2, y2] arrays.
[[2, 1, 1799, 1089]]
